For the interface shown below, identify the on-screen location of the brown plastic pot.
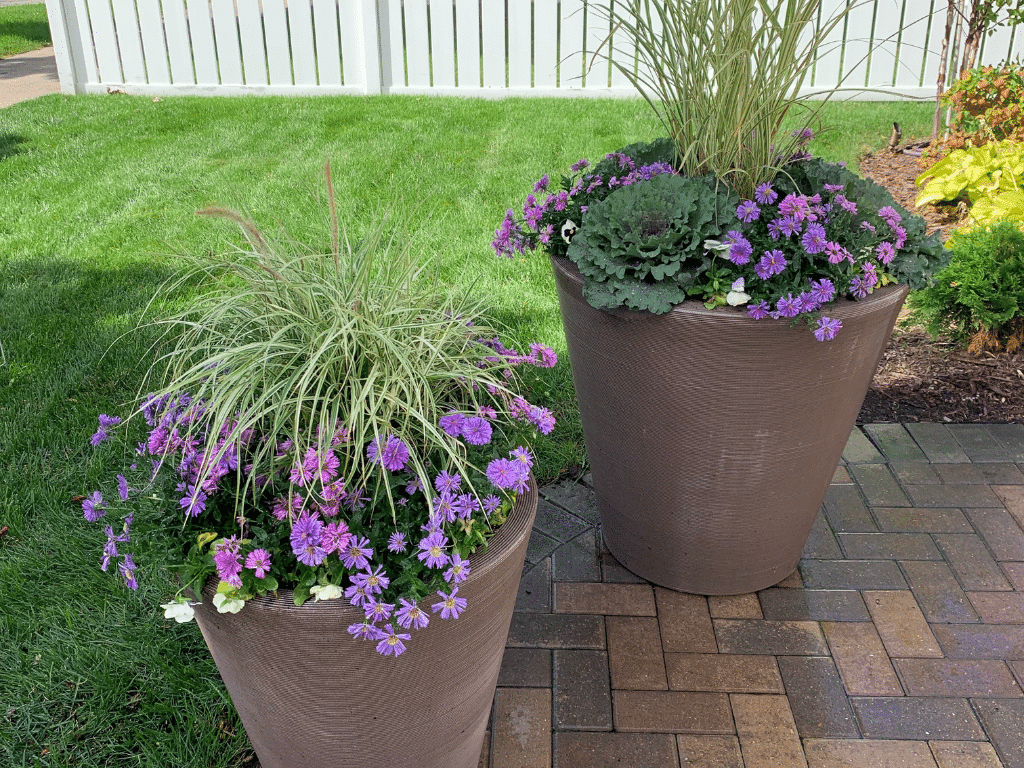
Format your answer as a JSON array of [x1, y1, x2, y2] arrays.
[[192, 478, 537, 768], [551, 255, 907, 594]]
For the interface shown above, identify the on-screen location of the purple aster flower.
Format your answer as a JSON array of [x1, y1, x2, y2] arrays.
[[527, 406, 556, 435], [432, 587, 468, 619], [530, 344, 558, 368], [777, 216, 801, 237], [405, 477, 423, 496], [366, 435, 410, 472], [116, 474, 129, 502], [487, 458, 525, 490], [510, 446, 534, 469], [82, 491, 106, 522], [179, 485, 207, 517], [444, 553, 471, 584], [387, 531, 408, 553], [809, 279, 836, 305], [754, 183, 778, 205], [834, 194, 857, 214], [725, 231, 753, 265], [396, 598, 430, 630], [341, 536, 373, 570], [432, 492, 457, 524], [321, 520, 352, 555], [345, 582, 370, 607], [800, 223, 828, 254], [482, 494, 501, 513], [461, 416, 493, 446], [849, 275, 871, 299], [778, 193, 809, 220], [417, 531, 451, 569], [860, 221, 876, 233], [98, 414, 121, 428], [755, 249, 787, 279], [736, 200, 760, 223], [213, 542, 244, 588], [101, 525, 123, 571], [892, 225, 907, 249], [532, 174, 549, 193], [364, 597, 394, 623], [119, 554, 138, 590], [452, 493, 478, 520], [244, 548, 272, 578], [433, 470, 461, 494], [360, 565, 390, 595], [825, 241, 850, 264], [570, 158, 590, 172], [814, 316, 843, 341], [290, 510, 326, 567], [876, 241, 896, 264], [878, 205, 901, 228], [348, 621, 385, 641], [776, 294, 802, 318], [376, 624, 411, 657], [824, 183, 845, 193], [438, 412, 466, 437], [289, 448, 316, 487]]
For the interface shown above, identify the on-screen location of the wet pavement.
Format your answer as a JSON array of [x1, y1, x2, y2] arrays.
[[485, 422, 1024, 768]]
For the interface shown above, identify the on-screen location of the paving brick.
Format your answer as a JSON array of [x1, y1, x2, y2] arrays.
[[833, 466, 852, 484], [800, 559, 908, 590], [507, 613, 605, 649], [968, 592, 1024, 624], [776, 569, 806, 588], [551, 530, 601, 583], [863, 590, 943, 657], [900, 560, 980, 623], [823, 484, 878, 532], [949, 424, 1013, 463], [491, 688, 552, 768], [929, 741, 1006, 768], [850, 463, 912, 507], [852, 696, 986, 741], [1002, 562, 1024, 590], [713, 619, 828, 656], [516, 558, 552, 613], [606, 616, 668, 690], [665, 653, 784, 693], [527, 528, 561, 565], [933, 624, 1024, 659], [964, 508, 1024, 561], [906, 423, 972, 464], [803, 738, 939, 768], [895, 658, 1023, 697], [759, 589, 869, 621], [864, 423, 929, 462], [554, 582, 656, 616], [906, 484, 1005, 508], [843, 428, 886, 464], [613, 690, 733, 734], [934, 535, 1013, 591], [1012, 660, 1024, 691], [541, 480, 600, 525], [837, 532, 942, 560], [676, 735, 743, 767], [553, 650, 613, 730], [656, 588, 717, 653], [987, 423, 1024, 464], [731, 693, 807, 768], [821, 621, 903, 696], [994, 485, 1024, 527], [777, 656, 860, 738], [934, 463, 1024, 485], [554, 732, 680, 768], [972, 699, 1024, 768], [803, 513, 843, 559], [534, 498, 592, 543], [498, 648, 552, 688], [891, 461, 943, 485], [873, 506, 974, 533], [600, 552, 647, 584], [708, 593, 763, 619]]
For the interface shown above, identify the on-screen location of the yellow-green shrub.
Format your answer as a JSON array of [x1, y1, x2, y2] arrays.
[[915, 140, 1024, 227]]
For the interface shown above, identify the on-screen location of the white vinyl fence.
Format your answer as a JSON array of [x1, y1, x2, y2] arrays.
[[44, 0, 1023, 100]]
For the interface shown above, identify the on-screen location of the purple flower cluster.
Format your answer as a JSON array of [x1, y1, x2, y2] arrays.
[[493, 153, 677, 260]]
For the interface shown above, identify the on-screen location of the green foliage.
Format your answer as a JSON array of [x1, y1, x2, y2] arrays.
[[941, 62, 1024, 149], [592, 0, 854, 199], [566, 173, 738, 313], [915, 140, 1024, 227], [908, 221, 1024, 353], [0, 3, 50, 57]]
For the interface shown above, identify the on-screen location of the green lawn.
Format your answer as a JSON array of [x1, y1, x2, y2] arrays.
[[0, 93, 935, 767], [0, 3, 50, 57]]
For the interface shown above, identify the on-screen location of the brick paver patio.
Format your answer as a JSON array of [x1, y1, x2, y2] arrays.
[[481, 423, 1024, 768]]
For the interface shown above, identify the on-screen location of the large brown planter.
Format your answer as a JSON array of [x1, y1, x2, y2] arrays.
[[551, 255, 907, 594], [192, 479, 537, 768]]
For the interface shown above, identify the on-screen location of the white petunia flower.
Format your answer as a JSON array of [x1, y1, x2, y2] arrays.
[[726, 277, 750, 306], [160, 599, 196, 623], [212, 592, 245, 614], [310, 584, 344, 602]]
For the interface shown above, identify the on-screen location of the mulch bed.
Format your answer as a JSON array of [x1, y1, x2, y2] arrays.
[[855, 147, 1023, 424]]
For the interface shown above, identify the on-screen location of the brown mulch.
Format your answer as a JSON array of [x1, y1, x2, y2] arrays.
[[854, 147, 1024, 424]]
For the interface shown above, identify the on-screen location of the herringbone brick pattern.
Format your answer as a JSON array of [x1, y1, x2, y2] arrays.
[[480, 423, 1024, 768]]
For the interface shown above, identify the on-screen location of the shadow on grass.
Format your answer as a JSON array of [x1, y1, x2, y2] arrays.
[[0, 132, 26, 161]]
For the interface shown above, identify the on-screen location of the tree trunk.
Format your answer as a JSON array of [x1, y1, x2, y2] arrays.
[[933, 0, 958, 139]]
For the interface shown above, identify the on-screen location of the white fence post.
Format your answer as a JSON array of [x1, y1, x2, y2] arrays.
[[43, 0, 89, 93]]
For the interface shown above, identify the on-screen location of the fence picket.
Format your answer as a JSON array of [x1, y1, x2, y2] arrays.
[[533, 0, 557, 87], [340, 1, 365, 88], [264, 0, 292, 85], [868, 0, 902, 87], [560, 0, 585, 91], [288, 1, 317, 85], [429, 0, 457, 88], [508, 0, 531, 88], [162, 0, 194, 83], [404, 0, 430, 86], [237, 0, 268, 84], [135, 0, 170, 83], [84, 0, 122, 83], [454, 0, 480, 88], [211, 0, 244, 83], [480, 0, 504, 88], [312, 0, 342, 85], [109, 0, 147, 82]]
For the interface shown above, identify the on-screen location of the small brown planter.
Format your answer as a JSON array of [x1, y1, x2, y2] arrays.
[[551, 255, 907, 595], [192, 479, 537, 768]]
